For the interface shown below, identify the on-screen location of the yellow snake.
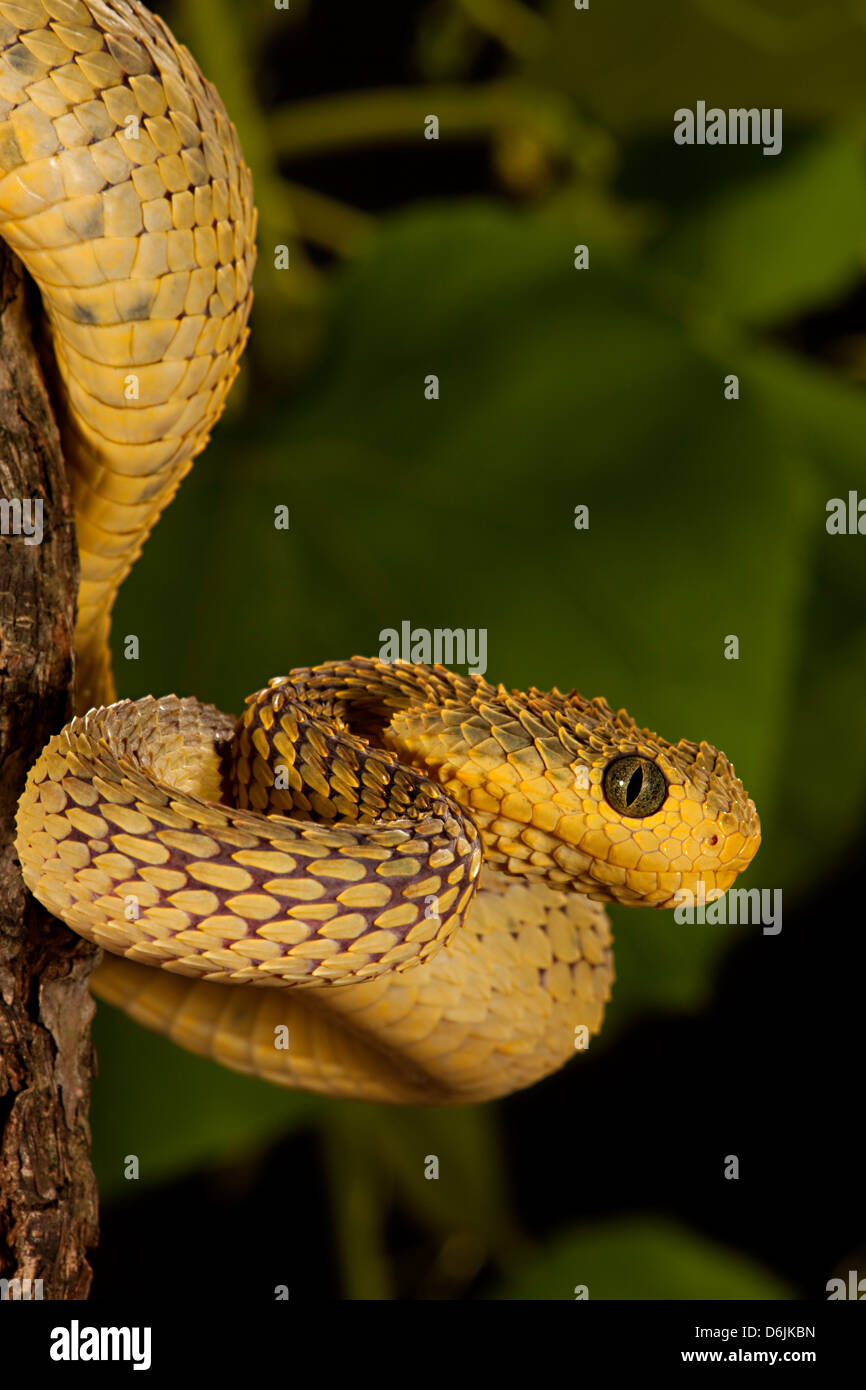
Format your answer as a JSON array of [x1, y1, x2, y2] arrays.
[[8, 0, 761, 1104]]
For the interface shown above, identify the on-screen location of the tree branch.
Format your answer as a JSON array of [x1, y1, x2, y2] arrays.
[[0, 244, 98, 1299]]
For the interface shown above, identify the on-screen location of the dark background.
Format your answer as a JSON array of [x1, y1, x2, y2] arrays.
[[87, 0, 865, 1299]]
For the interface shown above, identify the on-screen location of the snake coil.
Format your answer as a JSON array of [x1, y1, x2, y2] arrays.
[[7, 2, 760, 1104]]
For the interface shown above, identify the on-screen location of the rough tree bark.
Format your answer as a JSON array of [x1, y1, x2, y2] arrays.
[[0, 243, 98, 1298]]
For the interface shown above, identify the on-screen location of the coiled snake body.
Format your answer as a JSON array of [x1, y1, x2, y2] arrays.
[[7, 1, 760, 1103]]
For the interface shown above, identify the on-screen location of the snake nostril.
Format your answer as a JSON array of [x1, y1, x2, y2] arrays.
[[707, 834, 718, 846]]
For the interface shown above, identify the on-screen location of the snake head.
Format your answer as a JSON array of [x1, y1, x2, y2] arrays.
[[305, 664, 762, 912], [405, 686, 762, 910], [529, 695, 762, 908]]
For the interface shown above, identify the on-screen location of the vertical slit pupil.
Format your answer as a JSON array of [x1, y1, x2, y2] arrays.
[[626, 766, 643, 805]]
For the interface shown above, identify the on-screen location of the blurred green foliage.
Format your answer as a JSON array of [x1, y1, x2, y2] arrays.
[[91, 0, 866, 1297], [537, 0, 866, 127], [495, 1217, 795, 1299]]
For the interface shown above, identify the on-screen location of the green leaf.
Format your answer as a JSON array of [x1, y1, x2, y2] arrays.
[[736, 346, 866, 892], [652, 135, 866, 324], [494, 1216, 797, 1299], [91, 1004, 324, 1197]]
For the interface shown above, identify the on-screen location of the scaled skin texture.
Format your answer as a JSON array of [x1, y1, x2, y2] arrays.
[[0, 0, 257, 709], [17, 661, 760, 1103]]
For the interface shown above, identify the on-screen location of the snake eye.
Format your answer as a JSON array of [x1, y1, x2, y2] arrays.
[[603, 756, 667, 817]]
